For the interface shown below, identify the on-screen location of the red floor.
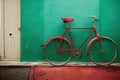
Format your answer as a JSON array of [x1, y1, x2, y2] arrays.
[[29, 66, 120, 80]]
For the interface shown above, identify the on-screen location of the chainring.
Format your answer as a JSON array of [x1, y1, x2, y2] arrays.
[[73, 51, 82, 58]]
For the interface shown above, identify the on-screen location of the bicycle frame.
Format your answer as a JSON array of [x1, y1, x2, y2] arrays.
[[60, 25, 100, 52], [43, 17, 102, 54]]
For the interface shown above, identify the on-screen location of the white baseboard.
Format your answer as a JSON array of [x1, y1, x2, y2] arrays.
[[0, 61, 120, 66]]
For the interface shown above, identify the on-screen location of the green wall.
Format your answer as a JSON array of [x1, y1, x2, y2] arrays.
[[21, 0, 120, 62], [100, 0, 120, 61], [21, 0, 44, 61]]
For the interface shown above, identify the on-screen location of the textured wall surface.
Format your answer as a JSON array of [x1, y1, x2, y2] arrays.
[[21, 0, 120, 62], [21, 0, 44, 61]]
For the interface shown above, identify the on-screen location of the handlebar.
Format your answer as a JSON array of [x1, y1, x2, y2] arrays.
[[87, 16, 99, 27], [87, 16, 99, 22]]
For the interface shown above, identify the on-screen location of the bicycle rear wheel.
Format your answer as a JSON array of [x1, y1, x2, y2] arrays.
[[88, 37, 118, 66], [44, 38, 73, 66]]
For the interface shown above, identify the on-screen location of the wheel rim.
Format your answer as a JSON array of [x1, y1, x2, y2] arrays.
[[88, 37, 118, 65], [44, 38, 73, 66]]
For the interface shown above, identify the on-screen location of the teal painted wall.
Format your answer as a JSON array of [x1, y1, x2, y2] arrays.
[[100, 0, 120, 61], [21, 0, 44, 61], [21, 0, 119, 62]]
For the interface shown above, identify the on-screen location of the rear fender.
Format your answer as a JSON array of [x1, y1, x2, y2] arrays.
[[43, 36, 72, 49]]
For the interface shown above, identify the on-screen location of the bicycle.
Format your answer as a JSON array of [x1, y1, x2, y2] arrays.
[[42, 16, 118, 66]]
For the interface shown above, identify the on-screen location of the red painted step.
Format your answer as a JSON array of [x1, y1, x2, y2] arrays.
[[29, 66, 120, 80]]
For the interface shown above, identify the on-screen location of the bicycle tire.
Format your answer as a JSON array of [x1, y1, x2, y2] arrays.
[[88, 37, 118, 66], [44, 37, 73, 66]]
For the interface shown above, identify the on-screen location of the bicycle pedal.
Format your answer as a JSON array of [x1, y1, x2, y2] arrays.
[[41, 45, 44, 47]]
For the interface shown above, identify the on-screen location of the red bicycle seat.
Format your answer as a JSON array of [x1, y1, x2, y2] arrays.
[[61, 18, 74, 22]]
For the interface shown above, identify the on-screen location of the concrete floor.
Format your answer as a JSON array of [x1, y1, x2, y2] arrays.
[[0, 66, 30, 80]]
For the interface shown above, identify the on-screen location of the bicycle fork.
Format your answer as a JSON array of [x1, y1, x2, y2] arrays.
[[93, 27, 104, 53]]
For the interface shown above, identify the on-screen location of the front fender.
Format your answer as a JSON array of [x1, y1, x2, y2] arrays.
[[86, 36, 103, 54]]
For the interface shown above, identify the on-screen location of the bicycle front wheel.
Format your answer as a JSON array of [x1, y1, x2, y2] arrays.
[[88, 37, 118, 66], [44, 37, 73, 66]]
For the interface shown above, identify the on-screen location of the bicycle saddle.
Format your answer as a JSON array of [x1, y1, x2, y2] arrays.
[[61, 18, 74, 23]]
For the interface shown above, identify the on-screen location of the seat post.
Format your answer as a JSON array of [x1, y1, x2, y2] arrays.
[[64, 22, 69, 28]]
